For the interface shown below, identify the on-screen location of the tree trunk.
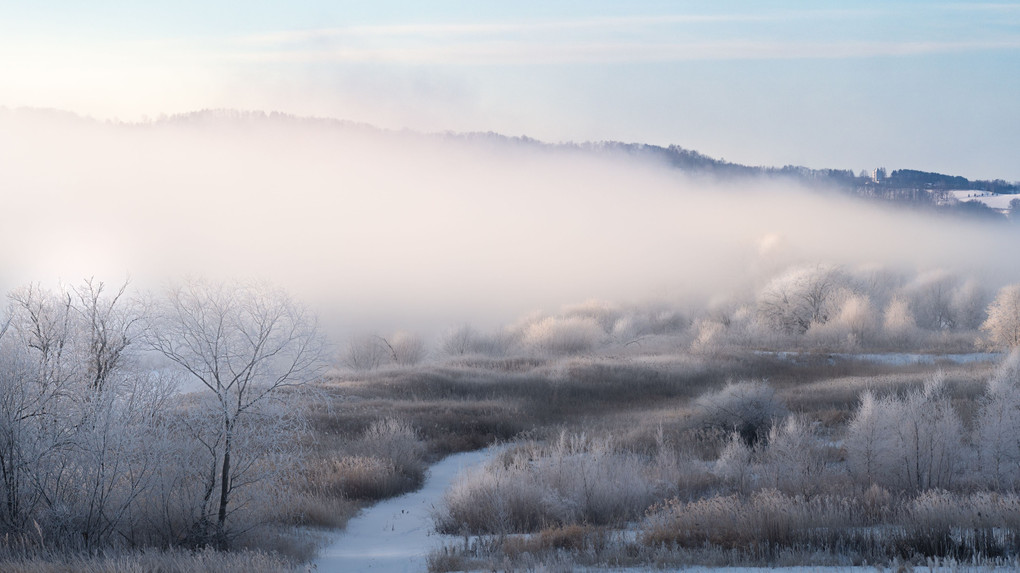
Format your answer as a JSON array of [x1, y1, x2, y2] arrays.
[[215, 426, 232, 548]]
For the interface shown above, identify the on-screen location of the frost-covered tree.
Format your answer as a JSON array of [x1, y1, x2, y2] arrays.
[[882, 296, 919, 347], [981, 284, 1020, 349], [146, 280, 325, 546], [950, 279, 988, 330], [844, 390, 891, 486], [844, 373, 964, 491], [343, 334, 391, 371], [0, 281, 170, 547], [906, 270, 959, 331], [757, 265, 848, 335], [975, 350, 1020, 489], [387, 331, 427, 365], [761, 416, 826, 494]]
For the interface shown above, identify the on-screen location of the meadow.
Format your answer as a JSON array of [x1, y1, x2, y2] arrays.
[[0, 263, 1019, 572]]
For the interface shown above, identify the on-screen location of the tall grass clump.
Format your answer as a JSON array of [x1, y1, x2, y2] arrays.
[[435, 433, 667, 534]]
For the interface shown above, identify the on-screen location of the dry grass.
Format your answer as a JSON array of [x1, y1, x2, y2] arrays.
[[0, 547, 300, 573]]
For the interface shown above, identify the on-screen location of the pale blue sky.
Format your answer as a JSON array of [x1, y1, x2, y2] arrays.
[[2, 1, 1018, 179]]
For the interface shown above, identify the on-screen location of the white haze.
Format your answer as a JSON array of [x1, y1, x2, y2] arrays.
[[1, 108, 1017, 339]]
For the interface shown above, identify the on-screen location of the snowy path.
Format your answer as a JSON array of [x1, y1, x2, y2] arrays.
[[311, 447, 494, 573]]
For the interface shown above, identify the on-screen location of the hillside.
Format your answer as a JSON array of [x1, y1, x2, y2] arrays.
[[156, 108, 1020, 219]]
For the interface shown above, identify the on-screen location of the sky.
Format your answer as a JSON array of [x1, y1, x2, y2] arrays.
[[2, 1, 1019, 180]]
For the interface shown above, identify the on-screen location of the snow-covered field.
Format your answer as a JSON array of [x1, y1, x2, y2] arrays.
[[951, 190, 1019, 210], [311, 443, 1018, 572], [759, 351, 1001, 366], [312, 447, 497, 573], [595, 562, 1015, 566]]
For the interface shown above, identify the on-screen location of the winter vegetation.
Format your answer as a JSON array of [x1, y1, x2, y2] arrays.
[[3, 110, 1020, 572], [0, 260, 1019, 571]]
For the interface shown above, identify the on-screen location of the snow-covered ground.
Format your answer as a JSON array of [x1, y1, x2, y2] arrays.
[[951, 190, 1019, 210], [828, 352, 1001, 365], [312, 447, 496, 573], [587, 562, 1015, 566], [759, 351, 1001, 366]]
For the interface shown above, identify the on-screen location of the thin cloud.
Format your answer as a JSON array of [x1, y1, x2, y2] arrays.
[[222, 6, 1018, 65], [235, 14, 781, 46], [228, 38, 1020, 66]]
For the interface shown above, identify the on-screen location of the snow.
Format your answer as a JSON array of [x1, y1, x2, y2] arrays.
[[758, 351, 1001, 366], [828, 352, 1001, 366], [312, 446, 496, 573], [595, 562, 1011, 566], [951, 190, 1019, 210]]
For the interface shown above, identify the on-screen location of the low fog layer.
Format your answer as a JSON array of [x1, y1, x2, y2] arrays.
[[1, 109, 1016, 337]]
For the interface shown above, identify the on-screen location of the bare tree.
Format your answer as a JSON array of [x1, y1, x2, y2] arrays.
[[72, 279, 140, 393], [387, 331, 427, 366], [146, 280, 325, 546], [343, 334, 390, 371], [0, 280, 164, 547]]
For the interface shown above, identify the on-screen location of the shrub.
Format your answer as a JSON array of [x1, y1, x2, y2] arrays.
[[440, 325, 515, 357], [981, 284, 1020, 349], [522, 316, 605, 355], [759, 416, 829, 495], [844, 373, 964, 491], [692, 380, 787, 446], [434, 433, 661, 534], [343, 334, 390, 371]]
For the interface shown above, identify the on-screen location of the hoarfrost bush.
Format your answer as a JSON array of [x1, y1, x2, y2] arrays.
[[435, 433, 661, 534], [844, 372, 964, 491], [388, 331, 427, 366], [976, 350, 1020, 489], [522, 316, 604, 355], [711, 432, 754, 491], [343, 334, 390, 371], [883, 296, 920, 347], [560, 299, 620, 333], [440, 325, 515, 357], [760, 416, 828, 495], [692, 380, 787, 446], [806, 293, 879, 349], [981, 283, 1020, 349], [690, 319, 727, 354], [756, 265, 849, 336], [355, 418, 426, 478]]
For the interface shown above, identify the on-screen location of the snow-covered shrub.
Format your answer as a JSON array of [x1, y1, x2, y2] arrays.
[[711, 432, 754, 491], [975, 350, 1020, 489], [440, 324, 516, 357], [981, 283, 1020, 349], [435, 433, 660, 534], [760, 416, 828, 495], [844, 373, 964, 491], [690, 318, 727, 354], [692, 380, 787, 446], [882, 296, 920, 347], [756, 265, 849, 336], [355, 418, 427, 478], [343, 333, 390, 371], [388, 331, 427, 365], [806, 293, 879, 349], [560, 299, 620, 333], [522, 316, 605, 355]]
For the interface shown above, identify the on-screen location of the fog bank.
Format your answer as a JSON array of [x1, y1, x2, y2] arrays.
[[1, 109, 1017, 338]]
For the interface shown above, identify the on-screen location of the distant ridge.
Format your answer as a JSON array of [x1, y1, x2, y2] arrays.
[[7, 106, 1019, 219]]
